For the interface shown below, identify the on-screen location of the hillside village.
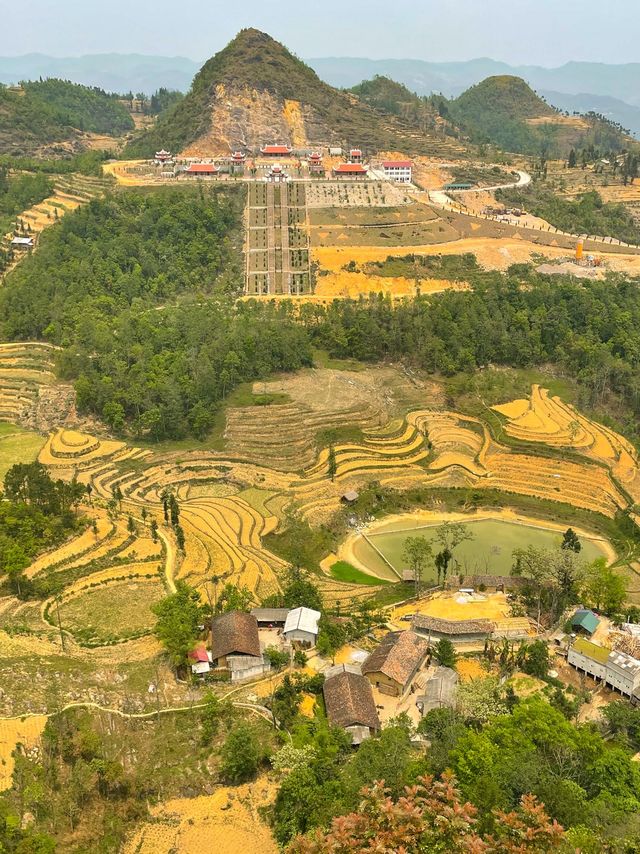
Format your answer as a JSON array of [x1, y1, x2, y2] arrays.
[[2, 20, 640, 854]]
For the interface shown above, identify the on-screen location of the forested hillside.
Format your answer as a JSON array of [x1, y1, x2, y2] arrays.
[[449, 75, 632, 156], [497, 185, 640, 245], [0, 79, 133, 155], [3, 190, 640, 442], [0, 166, 53, 233], [0, 186, 312, 440], [124, 29, 465, 157]]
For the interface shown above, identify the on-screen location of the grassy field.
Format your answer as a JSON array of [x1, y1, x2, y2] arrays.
[[353, 518, 609, 581], [59, 577, 165, 644], [0, 423, 46, 480], [330, 560, 390, 585]]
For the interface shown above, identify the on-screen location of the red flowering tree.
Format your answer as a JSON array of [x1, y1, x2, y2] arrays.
[[287, 772, 564, 854]]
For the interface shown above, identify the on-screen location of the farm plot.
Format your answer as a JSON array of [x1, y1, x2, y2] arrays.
[[0, 422, 46, 480], [0, 341, 58, 425], [122, 779, 278, 854], [57, 575, 165, 645], [345, 516, 610, 582]]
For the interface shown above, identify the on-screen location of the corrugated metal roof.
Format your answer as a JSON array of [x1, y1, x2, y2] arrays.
[[284, 607, 321, 635], [608, 650, 640, 675], [571, 609, 600, 634]]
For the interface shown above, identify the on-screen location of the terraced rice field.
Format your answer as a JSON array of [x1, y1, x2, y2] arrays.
[[0, 341, 59, 426], [122, 779, 278, 854], [1, 174, 109, 277], [3, 372, 637, 678], [493, 384, 640, 503]]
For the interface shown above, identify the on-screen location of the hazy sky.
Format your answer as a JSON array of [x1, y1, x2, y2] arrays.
[[2, 0, 640, 66]]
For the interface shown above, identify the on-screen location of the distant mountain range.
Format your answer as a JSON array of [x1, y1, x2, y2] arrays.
[[0, 53, 200, 95], [2, 52, 640, 137]]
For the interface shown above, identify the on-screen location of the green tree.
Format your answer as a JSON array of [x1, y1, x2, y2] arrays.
[[433, 637, 457, 668], [327, 444, 337, 482], [562, 528, 581, 553], [220, 724, 260, 783], [522, 640, 550, 679], [152, 581, 204, 669], [581, 558, 628, 615], [402, 536, 433, 596], [215, 583, 253, 614], [512, 546, 553, 629], [316, 615, 347, 661]]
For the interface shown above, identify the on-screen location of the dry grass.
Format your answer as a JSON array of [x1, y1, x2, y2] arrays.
[[0, 715, 47, 791], [122, 778, 278, 854]]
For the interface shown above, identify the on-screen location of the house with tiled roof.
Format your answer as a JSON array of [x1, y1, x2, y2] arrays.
[[412, 615, 494, 646], [361, 630, 428, 697], [210, 611, 261, 667], [323, 666, 380, 745]]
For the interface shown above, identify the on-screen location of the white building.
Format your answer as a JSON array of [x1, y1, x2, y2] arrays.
[[567, 638, 609, 681], [382, 160, 412, 184], [10, 236, 34, 248], [283, 607, 321, 646], [606, 650, 640, 697]]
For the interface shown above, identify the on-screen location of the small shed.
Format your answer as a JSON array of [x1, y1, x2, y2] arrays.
[[251, 607, 290, 627], [189, 642, 211, 675], [284, 607, 321, 646], [571, 609, 600, 636], [417, 666, 458, 714], [10, 236, 34, 248], [341, 490, 359, 504]]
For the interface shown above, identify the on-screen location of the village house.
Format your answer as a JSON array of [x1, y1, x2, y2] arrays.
[[10, 236, 34, 249], [382, 160, 412, 183], [567, 638, 640, 698], [349, 148, 363, 163], [333, 163, 368, 180], [283, 606, 321, 646], [362, 630, 429, 697], [567, 638, 610, 682], [323, 666, 380, 745], [412, 615, 494, 647], [210, 611, 268, 680], [606, 650, 640, 697]]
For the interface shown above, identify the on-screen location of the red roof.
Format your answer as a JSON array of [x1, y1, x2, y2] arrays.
[[383, 161, 412, 168], [334, 163, 367, 173], [189, 644, 209, 663], [309, 152, 322, 161], [185, 163, 218, 173], [350, 148, 362, 155], [231, 151, 245, 161], [261, 145, 292, 154]]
